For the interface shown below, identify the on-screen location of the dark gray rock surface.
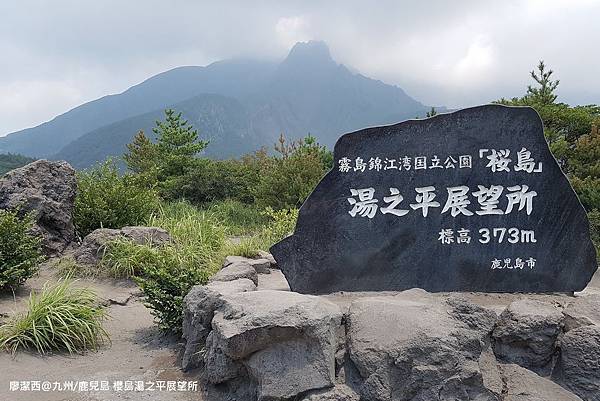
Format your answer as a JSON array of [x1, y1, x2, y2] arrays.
[[555, 325, 600, 401], [272, 105, 597, 293], [181, 278, 256, 371], [492, 299, 564, 374], [203, 290, 343, 400], [346, 292, 500, 400], [500, 363, 583, 401], [0, 159, 77, 255]]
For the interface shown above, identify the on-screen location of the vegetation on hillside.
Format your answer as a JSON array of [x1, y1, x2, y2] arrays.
[[0, 153, 35, 176], [496, 61, 600, 253], [73, 160, 159, 237]]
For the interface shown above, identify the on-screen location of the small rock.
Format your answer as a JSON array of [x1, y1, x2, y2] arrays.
[[210, 262, 258, 286], [500, 364, 583, 401], [181, 278, 256, 371], [492, 299, 563, 374], [300, 384, 360, 401], [563, 294, 600, 332], [257, 250, 278, 269], [555, 325, 600, 401], [222, 255, 249, 267], [223, 255, 271, 274], [249, 258, 271, 274]]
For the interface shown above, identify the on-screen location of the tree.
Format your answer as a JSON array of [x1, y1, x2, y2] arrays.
[[154, 109, 208, 180], [123, 130, 159, 176], [426, 107, 437, 118], [526, 60, 559, 106], [254, 134, 332, 209]]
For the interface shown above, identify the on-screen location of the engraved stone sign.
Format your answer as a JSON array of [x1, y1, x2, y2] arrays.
[[271, 105, 598, 293]]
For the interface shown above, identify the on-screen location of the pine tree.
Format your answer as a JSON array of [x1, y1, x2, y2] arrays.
[[123, 130, 158, 174], [426, 107, 437, 118], [526, 60, 559, 105], [153, 109, 208, 179]]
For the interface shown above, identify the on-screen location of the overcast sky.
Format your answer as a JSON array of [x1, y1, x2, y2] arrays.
[[1, 0, 599, 136]]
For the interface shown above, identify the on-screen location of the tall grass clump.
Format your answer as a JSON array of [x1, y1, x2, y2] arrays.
[[203, 200, 269, 236], [101, 201, 226, 332], [0, 209, 43, 290], [0, 280, 109, 354], [216, 207, 298, 263], [74, 160, 159, 237]]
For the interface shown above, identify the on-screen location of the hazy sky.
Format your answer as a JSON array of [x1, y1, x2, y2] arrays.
[[1, 0, 599, 136]]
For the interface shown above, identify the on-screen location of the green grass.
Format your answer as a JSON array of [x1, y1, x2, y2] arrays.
[[0, 279, 109, 354], [202, 199, 268, 236]]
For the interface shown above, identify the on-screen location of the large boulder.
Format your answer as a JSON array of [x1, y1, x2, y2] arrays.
[[0, 160, 77, 255], [492, 299, 563, 374], [182, 278, 256, 371], [500, 364, 583, 401], [555, 325, 600, 401], [73, 226, 171, 266], [203, 290, 343, 400], [346, 291, 500, 401]]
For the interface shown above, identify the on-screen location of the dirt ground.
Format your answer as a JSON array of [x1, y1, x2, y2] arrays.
[[0, 260, 598, 401], [0, 264, 201, 401]]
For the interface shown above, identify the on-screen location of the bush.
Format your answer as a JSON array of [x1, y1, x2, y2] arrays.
[[0, 209, 43, 290], [177, 158, 262, 205], [0, 279, 109, 354], [588, 210, 600, 259], [253, 135, 331, 210], [74, 161, 159, 237]]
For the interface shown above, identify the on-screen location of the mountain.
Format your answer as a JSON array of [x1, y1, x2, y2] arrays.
[[1, 41, 433, 168], [0, 60, 275, 157]]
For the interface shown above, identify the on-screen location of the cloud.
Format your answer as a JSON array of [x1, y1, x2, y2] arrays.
[[1, 0, 599, 135]]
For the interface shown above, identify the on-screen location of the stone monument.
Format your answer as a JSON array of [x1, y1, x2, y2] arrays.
[[271, 105, 598, 293]]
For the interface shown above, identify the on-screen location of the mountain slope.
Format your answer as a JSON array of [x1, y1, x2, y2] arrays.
[[3, 41, 433, 167], [54, 94, 253, 168], [0, 60, 275, 157]]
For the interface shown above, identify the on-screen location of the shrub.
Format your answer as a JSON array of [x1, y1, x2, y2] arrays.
[[588, 209, 600, 259], [259, 207, 299, 246], [74, 161, 159, 237], [177, 158, 262, 205], [0, 279, 109, 354], [0, 209, 43, 290], [253, 135, 331, 210], [134, 249, 214, 333]]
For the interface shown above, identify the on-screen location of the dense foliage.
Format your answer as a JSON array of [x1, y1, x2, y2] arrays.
[[0, 279, 109, 354], [0, 209, 43, 290], [74, 161, 159, 237], [0, 153, 35, 176], [497, 61, 600, 253]]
